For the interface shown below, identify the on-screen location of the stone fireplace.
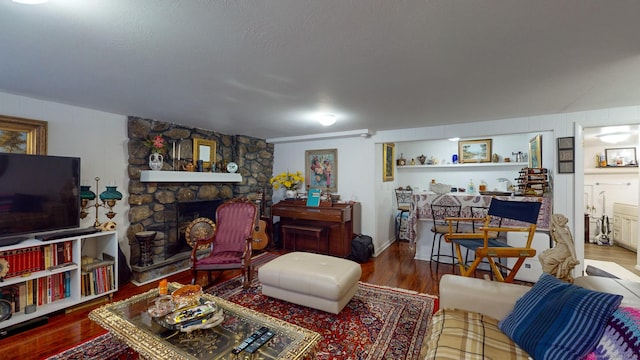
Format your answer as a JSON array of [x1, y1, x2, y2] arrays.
[[126, 117, 274, 285]]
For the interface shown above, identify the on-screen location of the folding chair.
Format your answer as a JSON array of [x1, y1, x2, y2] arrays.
[[444, 198, 542, 283]]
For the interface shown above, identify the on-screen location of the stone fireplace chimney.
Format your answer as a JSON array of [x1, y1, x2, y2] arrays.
[[126, 117, 273, 284]]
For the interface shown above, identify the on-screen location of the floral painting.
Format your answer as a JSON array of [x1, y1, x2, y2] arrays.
[[305, 148, 337, 192]]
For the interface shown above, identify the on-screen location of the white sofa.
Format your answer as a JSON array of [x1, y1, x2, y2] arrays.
[[421, 274, 640, 359]]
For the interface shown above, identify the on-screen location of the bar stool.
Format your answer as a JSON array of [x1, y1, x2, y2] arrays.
[[394, 187, 413, 240], [430, 204, 461, 273]]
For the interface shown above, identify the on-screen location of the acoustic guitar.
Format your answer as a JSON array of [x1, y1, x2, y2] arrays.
[[251, 190, 269, 250]]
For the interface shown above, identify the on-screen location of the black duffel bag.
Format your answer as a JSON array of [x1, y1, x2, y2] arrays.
[[349, 234, 374, 263]]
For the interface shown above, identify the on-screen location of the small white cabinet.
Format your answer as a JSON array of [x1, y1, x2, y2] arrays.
[[613, 203, 638, 252], [0, 231, 118, 330]]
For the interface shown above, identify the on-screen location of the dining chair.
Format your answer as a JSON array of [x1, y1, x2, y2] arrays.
[[394, 187, 413, 240], [430, 204, 462, 273], [445, 198, 542, 283], [189, 198, 258, 289]]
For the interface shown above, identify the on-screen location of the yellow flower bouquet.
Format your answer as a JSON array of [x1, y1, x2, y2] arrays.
[[270, 171, 304, 190]]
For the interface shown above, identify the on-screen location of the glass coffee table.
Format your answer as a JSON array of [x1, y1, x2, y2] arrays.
[[89, 282, 320, 359]]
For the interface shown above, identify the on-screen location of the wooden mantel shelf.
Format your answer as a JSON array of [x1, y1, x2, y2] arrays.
[[140, 171, 242, 183]]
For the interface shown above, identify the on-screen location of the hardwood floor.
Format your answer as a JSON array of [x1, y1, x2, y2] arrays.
[[1, 241, 470, 359], [8, 241, 635, 359], [584, 242, 640, 277]]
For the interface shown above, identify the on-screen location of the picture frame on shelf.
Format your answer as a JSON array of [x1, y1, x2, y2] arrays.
[[0, 115, 48, 154], [305, 148, 337, 192], [382, 143, 394, 182], [605, 147, 637, 167], [458, 139, 492, 163], [557, 136, 574, 174], [528, 134, 542, 168], [192, 138, 216, 171]]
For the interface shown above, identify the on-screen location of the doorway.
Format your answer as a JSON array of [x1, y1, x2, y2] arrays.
[[581, 125, 640, 279]]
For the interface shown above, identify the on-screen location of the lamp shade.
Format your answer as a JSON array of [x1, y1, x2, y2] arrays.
[[99, 186, 123, 201], [80, 185, 96, 200]]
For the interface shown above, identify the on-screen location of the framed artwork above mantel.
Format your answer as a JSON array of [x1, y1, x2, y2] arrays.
[[0, 115, 48, 154]]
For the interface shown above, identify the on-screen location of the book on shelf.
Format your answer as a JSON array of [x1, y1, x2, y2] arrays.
[[0, 241, 73, 278]]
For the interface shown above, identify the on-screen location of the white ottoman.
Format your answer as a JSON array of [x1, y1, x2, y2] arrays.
[[258, 252, 362, 314]]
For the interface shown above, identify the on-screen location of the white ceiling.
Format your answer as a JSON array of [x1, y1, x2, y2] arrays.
[[2, 0, 640, 139]]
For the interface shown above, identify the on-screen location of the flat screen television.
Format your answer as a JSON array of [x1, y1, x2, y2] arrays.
[[0, 153, 81, 242]]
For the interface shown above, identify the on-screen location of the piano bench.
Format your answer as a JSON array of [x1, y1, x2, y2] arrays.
[[281, 224, 328, 254], [259, 252, 362, 314]]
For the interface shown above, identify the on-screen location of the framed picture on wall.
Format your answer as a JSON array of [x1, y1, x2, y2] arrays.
[[305, 148, 338, 192], [557, 136, 574, 173], [528, 134, 542, 168], [382, 143, 395, 182], [605, 147, 637, 167], [458, 139, 492, 163], [0, 115, 48, 154]]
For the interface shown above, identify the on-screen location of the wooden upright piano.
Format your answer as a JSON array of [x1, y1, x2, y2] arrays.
[[272, 200, 361, 257]]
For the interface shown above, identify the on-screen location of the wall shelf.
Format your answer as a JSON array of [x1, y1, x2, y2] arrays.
[[584, 167, 638, 175], [140, 171, 242, 183], [397, 162, 528, 170]]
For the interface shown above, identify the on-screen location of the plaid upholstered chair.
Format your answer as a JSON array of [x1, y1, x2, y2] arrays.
[[190, 198, 257, 288]]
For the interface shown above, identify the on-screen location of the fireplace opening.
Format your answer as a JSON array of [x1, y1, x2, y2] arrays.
[[175, 199, 224, 255]]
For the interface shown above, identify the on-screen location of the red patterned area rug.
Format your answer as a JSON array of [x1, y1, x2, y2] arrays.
[[44, 332, 138, 360], [208, 276, 438, 360], [46, 252, 437, 360]]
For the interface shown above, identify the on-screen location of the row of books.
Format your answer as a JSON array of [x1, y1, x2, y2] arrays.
[[81, 257, 115, 297], [0, 241, 73, 279], [0, 271, 72, 314]]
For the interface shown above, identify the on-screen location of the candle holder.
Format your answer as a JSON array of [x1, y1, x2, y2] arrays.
[[80, 177, 123, 228]]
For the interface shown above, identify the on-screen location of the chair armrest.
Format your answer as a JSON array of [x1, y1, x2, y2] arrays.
[[439, 274, 531, 320]]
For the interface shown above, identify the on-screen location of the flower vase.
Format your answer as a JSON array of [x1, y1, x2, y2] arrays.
[[285, 189, 296, 199], [149, 152, 163, 171]]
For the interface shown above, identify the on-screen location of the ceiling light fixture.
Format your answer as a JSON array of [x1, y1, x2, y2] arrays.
[[12, 0, 49, 4], [318, 113, 337, 126], [597, 133, 630, 144], [596, 126, 631, 144], [448, 137, 460, 142]]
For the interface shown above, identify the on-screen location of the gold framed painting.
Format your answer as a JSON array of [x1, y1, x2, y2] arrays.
[[383, 143, 394, 182], [458, 139, 492, 163], [0, 115, 48, 154], [305, 148, 337, 192], [528, 134, 542, 168], [192, 138, 216, 171]]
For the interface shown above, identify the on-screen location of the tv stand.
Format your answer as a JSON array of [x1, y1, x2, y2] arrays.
[[0, 236, 29, 248], [35, 227, 100, 241], [0, 231, 118, 332]]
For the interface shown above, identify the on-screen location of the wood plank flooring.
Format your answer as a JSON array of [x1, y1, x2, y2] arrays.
[[585, 243, 640, 276], [0, 241, 460, 359], [0, 240, 636, 359]]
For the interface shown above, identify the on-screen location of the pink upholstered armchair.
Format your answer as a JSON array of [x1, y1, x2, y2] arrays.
[[190, 198, 257, 288]]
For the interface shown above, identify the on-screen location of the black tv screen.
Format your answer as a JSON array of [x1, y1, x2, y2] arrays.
[[0, 153, 80, 240]]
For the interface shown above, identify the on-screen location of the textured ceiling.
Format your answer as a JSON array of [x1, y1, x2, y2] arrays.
[[1, 0, 640, 139]]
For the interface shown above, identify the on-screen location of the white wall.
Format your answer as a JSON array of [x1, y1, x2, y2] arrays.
[[3, 89, 638, 272], [272, 136, 377, 247], [0, 91, 130, 257]]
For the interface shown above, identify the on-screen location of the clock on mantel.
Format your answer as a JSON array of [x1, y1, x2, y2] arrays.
[[140, 171, 242, 183]]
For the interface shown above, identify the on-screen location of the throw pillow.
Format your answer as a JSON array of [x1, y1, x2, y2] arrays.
[[586, 306, 640, 360], [498, 273, 623, 360]]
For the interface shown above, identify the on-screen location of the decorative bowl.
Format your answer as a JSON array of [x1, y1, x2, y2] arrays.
[[171, 284, 203, 309], [430, 183, 452, 195]]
